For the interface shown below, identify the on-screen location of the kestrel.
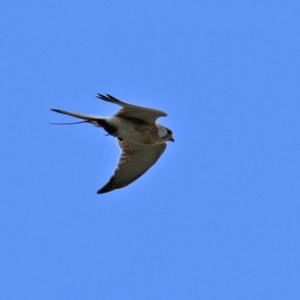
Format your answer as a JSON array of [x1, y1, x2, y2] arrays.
[[51, 94, 174, 194]]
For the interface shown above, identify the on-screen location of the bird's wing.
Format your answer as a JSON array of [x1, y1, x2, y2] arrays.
[[98, 140, 167, 194], [96, 94, 167, 123]]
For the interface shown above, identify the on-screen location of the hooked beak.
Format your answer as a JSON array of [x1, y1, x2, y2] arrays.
[[169, 136, 175, 142]]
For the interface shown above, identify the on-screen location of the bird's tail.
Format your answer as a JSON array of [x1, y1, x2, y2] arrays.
[[50, 108, 116, 135], [50, 109, 104, 123]]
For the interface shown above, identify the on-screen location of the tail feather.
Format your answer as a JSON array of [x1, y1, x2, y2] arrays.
[[50, 108, 103, 122], [50, 108, 117, 136]]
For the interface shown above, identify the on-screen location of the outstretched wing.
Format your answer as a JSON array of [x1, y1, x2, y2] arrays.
[[96, 94, 167, 123], [98, 140, 167, 194]]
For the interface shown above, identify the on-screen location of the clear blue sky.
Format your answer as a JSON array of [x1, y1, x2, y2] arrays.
[[1, 1, 300, 299]]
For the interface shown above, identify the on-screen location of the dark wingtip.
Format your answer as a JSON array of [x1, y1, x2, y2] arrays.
[[97, 181, 117, 194], [96, 93, 106, 99], [97, 187, 109, 194], [96, 93, 118, 100], [96, 93, 120, 102]]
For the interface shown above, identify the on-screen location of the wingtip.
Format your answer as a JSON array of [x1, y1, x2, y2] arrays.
[[106, 94, 115, 99], [96, 93, 121, 103], [97, 187, 111, 194], [96, 93, 106, 99], [97, 188, 104, 194], [97, 181, 118, 194]]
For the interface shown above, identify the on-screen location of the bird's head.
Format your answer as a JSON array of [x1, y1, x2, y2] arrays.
[[157, 124, 174, 142]]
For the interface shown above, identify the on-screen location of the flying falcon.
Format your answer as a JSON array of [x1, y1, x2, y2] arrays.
[[51, 94, 174, 194]]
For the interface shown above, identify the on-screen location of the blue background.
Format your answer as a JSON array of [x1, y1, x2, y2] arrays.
[[1, 1, 300, 299]]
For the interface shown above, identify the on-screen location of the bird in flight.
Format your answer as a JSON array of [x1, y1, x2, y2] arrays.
[[51, 94, 174, 194]]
